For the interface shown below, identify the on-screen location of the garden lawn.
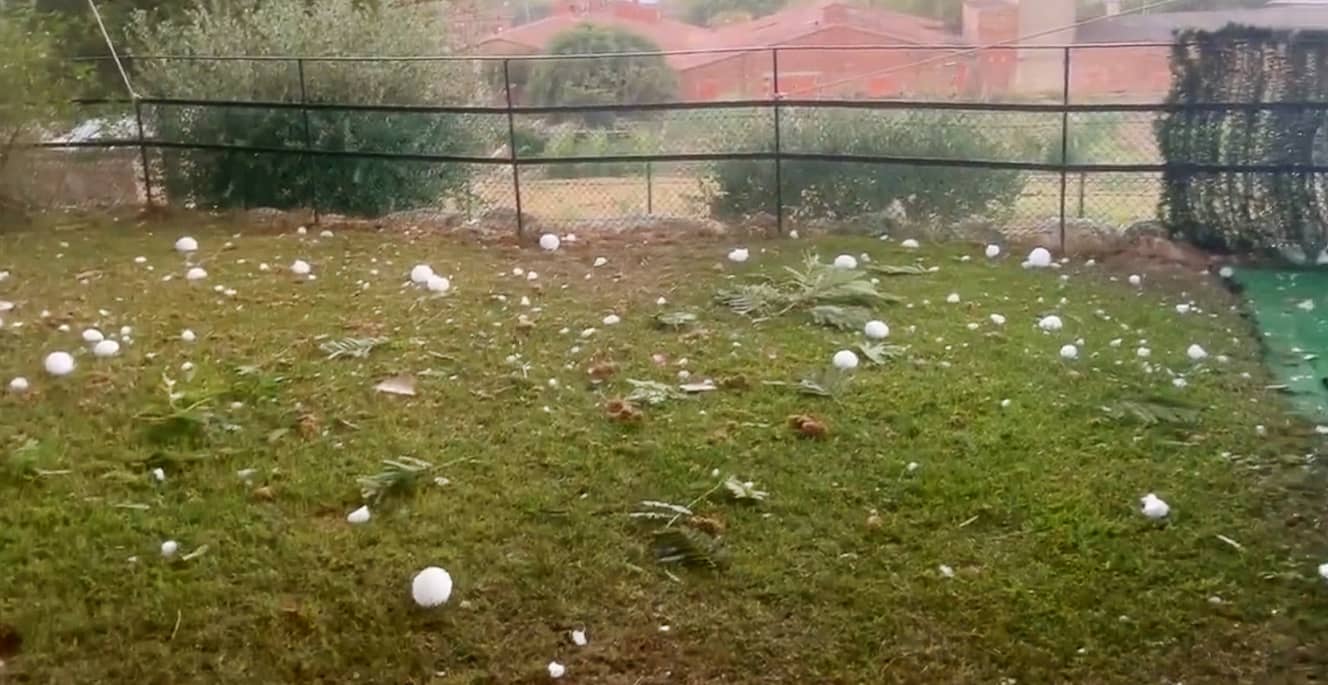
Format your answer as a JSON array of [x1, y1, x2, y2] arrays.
[[1, 215, 1326, 683]]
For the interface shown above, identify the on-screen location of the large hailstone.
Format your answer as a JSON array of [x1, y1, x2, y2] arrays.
[[548, 662, 566, 679], [832, 350, 859, 370], [1026, 248, 1052, 268], [1059, 344, 1079, 360], [985, 244, 1001, 258], [426, 275, 451, 294], [82, 328, 104, 343], [161, 540, 179, 558], [727, 248, 749, 263], [900, 238, 920, 249], [412, 566, 454, 607], [1128, 274, 1142, 286], [93, 340, 121, 358], [1186, 344, 1208, 361], [9, 377, 29, 393], [44, 351, 75, 376], [1140, 493, 1169, 519], [174, 236, 198, 253], [186, 267, 208, 281], [410, 264, 435, 285], [864, 320, 889, 340], [1038, 315, 1063, 331], [539, 233, 561, 251], [347, 506, 371, 525], [291, 259, 312, 276], [181, 329, 197, 343], [833, 254, 858, 270]]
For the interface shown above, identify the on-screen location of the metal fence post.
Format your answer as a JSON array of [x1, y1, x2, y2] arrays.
[[1058, 46, 1071, 254], [503, 59, 525, 239], [646, 161, 653, 215], [296, 58, 320, 225], [133, 98, 153, 208], [773, 47, 784, 236]]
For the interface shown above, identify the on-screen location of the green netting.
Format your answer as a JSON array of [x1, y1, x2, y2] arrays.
[[1235, 268, 1328, 421]]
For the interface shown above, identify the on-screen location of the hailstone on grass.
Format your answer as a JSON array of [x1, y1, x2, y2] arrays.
[[410, 264, 434, 284], [593, 257, 607, 267], [186, 267, 208, 281], [571, 629, 588, 646], [602, 314, 621, 326], [1219, 265, 1234, 279], [181, 329, 196, 343], [1175, 304, 1191, 315], [1140, 493, 1169, 519], [1128, 274, 1142, 286], [412, 566, 453, 607], [347, 506, 371, 525], [9, 377, 29, 393], [946, 292, 960, 304], [832, 350, 859, 370], [728, 248, 750, 263], [44, 352, 75, 376], [833, 254, 858, 270], [82, 328, 104, 343], [990, 314, 1007, 325], [548, 662, 566, 679], [174, 236, 198, 253], [427, 275, 451, 293], [1319, 563, 1328, 581], [1186, 344, 1208, 361], [161, 540, 179, 558], [1137, 347, 1151, 358], [901, 238, 920, 249], [539, 233, 561, 251], [320, 230, 334, 239], [93, 340, 120, 358], [1026, 248, 1052, 268], [151, 467, 165, 482], [985, 244, 1001, 258], [134, 256, 147, 264], [1038, 315, 1063, 331], [290, 259, 312, 276], [1059, 344, 1079, 360], [864, 320, 889, 339]]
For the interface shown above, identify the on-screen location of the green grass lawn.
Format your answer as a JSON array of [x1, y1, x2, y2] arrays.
[[2, 214, 1327, 683]]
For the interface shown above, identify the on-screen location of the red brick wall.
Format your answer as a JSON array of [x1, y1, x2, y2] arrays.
[[1069, 45, 1171, 101]]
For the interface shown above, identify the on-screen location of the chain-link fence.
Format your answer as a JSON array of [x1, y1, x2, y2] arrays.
[[28, 44, 1219, 246]]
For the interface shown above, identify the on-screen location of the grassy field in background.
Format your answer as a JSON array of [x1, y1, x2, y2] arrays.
[[1, 215, 1326, 683]]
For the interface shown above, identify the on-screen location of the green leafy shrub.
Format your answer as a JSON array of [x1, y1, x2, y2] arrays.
[[526, 25, 677, 127], [127, 0, 473, 216], [539, 127, 660, 179], [707, 109, 1028, 224]]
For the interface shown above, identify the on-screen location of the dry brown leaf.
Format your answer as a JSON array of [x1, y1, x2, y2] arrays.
[[374, 374, 417, 396]]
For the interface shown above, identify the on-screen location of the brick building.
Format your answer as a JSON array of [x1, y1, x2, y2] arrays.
[[472, 0, 1328, 102]]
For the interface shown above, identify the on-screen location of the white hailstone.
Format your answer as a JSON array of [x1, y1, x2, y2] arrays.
[[1109, 338, 1123, 347], [119, 326, 132, 337], [134, 256, 147, 264], [410, 264, 434, 284], [985, 244, 1001, 258], [564, 233, 577, 243], [938, 565, 956, 579], [1128, 274, 1142, 287], [593, 257, 608, 267], [258, 263, 271, 272], [411, 566, 454, 607], [1059, 344, 1079, 360], [512, 267, 525, 277], [656, 296, 668, 306], [82, 328, 104, 343], [320, 230, 334, 239], [906, 461, 920, 472], [1298, 299, 1316, 312], [57, 324, 71, 333], [161, 540, 179, 558], [44, 351, 75, 376], [181, 361, 195, 372], [1186, 344, 1208, 361], [296, 226, 308, 235], [1139, 493, 1169, 519], [9, 377, 29, 393], [1319, 563, 1328, 581], [966, 322, 979, 330], [0, 301, 12, 313], [290, 259, 312, 276], [727, 248, 750, 263], [901, 238, 920, 249], [93, 340, 121, 358], [571, 629, 588, 646], [539, 233, 561, 251], [1000, 398, 1011, 408], [789, 230, 800, 238], [946, 292, 961, 304], [185, 267, 208, 281], [427, 275, 451, 294], [833, 254, 858, 270], [1255, 424, 1267, 436], [1219, 265, 1234, 279], [989, 313, 1006, 325], [832, 350, 860, 370], [602, 314, 621, 326], [548, 662, 566, 679], [1175, 304, 1191, 315], [0, 270, 8, 282], [181, 329, 197, 343], [1038, 315, 1063, 331], [174, 236, 198, 253], [1137, 347, 1152, 358], [864, 320, 890, 339], [347, 506, 371, 525], [1172, 377, 1188, 388], [1026, 247, 1052, 268], [960, 255, 971, 263], [151, 467, 165, 482], [526, 271, 539, 281]]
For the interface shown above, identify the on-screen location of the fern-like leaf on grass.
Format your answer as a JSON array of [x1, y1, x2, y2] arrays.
[[867, 264, 929, 276], [356, 456, 433, 504], [653, 527, 726, 568], [320, 337, 390, 360], [810, 305, 873, 330], [857, 342, 907, 365], [1104, 398, 1201, 425]]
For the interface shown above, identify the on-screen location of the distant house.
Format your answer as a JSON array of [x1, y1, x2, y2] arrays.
[[471, 0, 1328, 103]]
